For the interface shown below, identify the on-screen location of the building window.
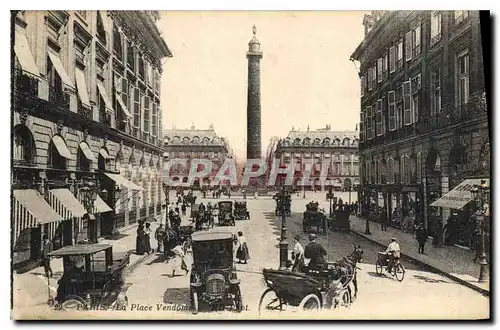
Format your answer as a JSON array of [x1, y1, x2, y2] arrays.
[[403, 81, 412, 125], [389, 46, 396, 73], [133, 87, 140, 128], [387, 158, 394, 183], [396, 86, 403, 128], [412, 23, 421, 58], [388, 90, 396, 131], [143, 96, 150, 133], [430, 11, 442, 46], [96, 12, 107, 45], [405, 31, 413, 62], [152, 102, 158, 137], [367, 67, 373, 91], [13, 126, 35, 165], [396, 38, 403, 69], [359, 111, 365, 142], [416, 152, 422, 183], [138, 56, 145, 79], [360, 75, 366, 97], [382, 52, 388, 79], [113, 25, 123, 61], [127, 41, 135, 71], [376, 99, 383, 136], [431, 68, 441, 116], [454, 10, 469, 25], [154, 69, 160, 92], [377, 58, 383, 83], [411, 74, 421, 123], [366, 106, 372, 140], [457, 51, 469, 106]]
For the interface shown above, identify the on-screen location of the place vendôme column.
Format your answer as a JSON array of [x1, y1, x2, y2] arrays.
[[246, 25, 263, 188]]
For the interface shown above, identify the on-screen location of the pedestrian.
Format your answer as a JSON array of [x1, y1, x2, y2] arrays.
[[181, 203, 187, 216], [155, 224, 165, 253], [380, 208, 388, 231], [235, 231, 250, 264], [136, 223, 145, 255], [171, 243, 189, 276], [473, 227, 482, 263], [416, 225, 428, 254], [304, 233, 327, 270], [291, 234, 304, 272], [144, 222, 152, 254], [41, 234, 53, 278]]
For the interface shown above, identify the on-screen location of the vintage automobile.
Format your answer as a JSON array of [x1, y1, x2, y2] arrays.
[[303, 202, 327, 234], [217, 201, 235, 226], [47, 244, 131, 311], [233, 201, 250, 220], [189, 231, 243, 314], [328, 210, 351, 232]]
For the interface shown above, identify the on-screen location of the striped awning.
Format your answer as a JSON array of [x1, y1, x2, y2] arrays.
[[48, 189, 86, 218], [95, 195, 113, 213], [105, 173, 144, 190], [79, 142, 97, 162], [52, 135, 75, 160], [13, 189, 63, 225], [116, 94, 132, 118], [48, 51, 74, 89], [14, 31, 40, 77], [75, 68, 91, 108], [97, 81, 114, 114]]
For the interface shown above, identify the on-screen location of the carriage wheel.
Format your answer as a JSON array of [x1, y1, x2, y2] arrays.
[[233, 286, 244, 313], [190, 290, 199, 314], [331, 289, 351, 309], [375, 260, 383, 275], [258, 288, 284, 315], [61, 297, 86, 311], [394, 263, 405, 282], [298, 293, 321, 311]]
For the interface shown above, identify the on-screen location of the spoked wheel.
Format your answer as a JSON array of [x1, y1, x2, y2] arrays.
[[233, 286, 244, 313], [258, 288, 284, 315], [298, 293, 321, 311], [190, 290, 199, 314], [375, 260, 383, 275], [60, 297, 86, 311], [394, 263, 405, 282]]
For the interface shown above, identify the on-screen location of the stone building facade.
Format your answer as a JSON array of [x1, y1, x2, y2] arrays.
[[273, 126, 360, 191], [12, 10, 171, 268], [163, 126, 233, 187], [351, 11, 489, 246]]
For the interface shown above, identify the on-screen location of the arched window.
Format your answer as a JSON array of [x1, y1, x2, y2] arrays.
[[48, 136, 68, 170], [352, 138, 359, 147], [313, 138, 321, 146], [410, 153, 417, 183], [303, 137, 311, 146], [171, 136, 180, 144], [343, 138, 351, 147], [400, 155, 410, 184], [323, 137, 330, 146], [98, 148, 111, 171], [182, 137, 190, 145], [387, 158, 395, 183], [13, 125, 35, 165], [394, 157, 400, 183], [191, 136, 200, 144], [293, 138, 301, 146], [416, 152, 422, 183]]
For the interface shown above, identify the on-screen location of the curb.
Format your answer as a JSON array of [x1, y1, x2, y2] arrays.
[[348, 230, 490, 297]]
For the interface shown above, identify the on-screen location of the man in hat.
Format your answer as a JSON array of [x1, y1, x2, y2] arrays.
[[291, 234, 305, 272], [304, 233, 327, 271], [384, 238, 401, 273]]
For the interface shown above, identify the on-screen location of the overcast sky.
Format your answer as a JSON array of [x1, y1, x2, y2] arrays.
[[158, 11, 366, 160]]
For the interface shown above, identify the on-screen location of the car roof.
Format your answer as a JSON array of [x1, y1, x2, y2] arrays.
[[191, 231, 233, 242], [47, 244, 112, 257]]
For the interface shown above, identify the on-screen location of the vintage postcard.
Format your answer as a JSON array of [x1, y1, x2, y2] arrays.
[[11, 10, 490, 320]]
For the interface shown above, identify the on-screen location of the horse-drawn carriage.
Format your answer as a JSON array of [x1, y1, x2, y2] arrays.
[[190, 231, 243, 314], [303, 202, 327, 234], [258, 254, 359, 314], [184, 194, 197, 206], [328, 209, 351, 232], [47, 244, 131, 311], [234, 201, 250, 220], [217, 201, 235, 226]]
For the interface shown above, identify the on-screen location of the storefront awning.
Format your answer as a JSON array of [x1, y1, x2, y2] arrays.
[[97, 81, 114, 114], [49, 188, 87, 218], [52, 135, 75, 160], [431, 178, 490, 209], [105, 173, 143, 191], [13, 189, 64, 225], [47, 51, 74, 89], [75, 68, 91, 108], [79, 142, 97, 162], [116, 94, 132, 118], [14, 32, 40, 77], [95, 195, 113, 213]]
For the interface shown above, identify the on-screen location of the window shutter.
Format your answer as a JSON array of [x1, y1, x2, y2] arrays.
[[121, 78, 128, 108], [133, 88, 140, 128], [388, 90, 396, 131], [114, 73, 122, 94], [360, 76, 365, 97], [140, 92, 145, 131], [158, 105, 162, 141], [414, 24, 421, 56], [403, 81, 412, 125], [377, 58, 383, 83], [405, 31, 413, 61], [376, 99, 383, 136], [152, 102, 158, 137], [371, 104, 376, 139]]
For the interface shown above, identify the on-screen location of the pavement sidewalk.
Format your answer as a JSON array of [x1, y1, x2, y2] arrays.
[[348, 216, 490, 296]]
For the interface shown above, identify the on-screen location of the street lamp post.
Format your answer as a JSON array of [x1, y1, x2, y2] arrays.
[[471, 180, 489, 283], [327, 187, 334, 218], [81, 181, 98, 243], [278, 185, 289, 270], [364, 188, 371, 235]]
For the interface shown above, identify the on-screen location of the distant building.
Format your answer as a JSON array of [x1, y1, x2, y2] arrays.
[[351, 11, 489, 246], [163, 126, 233, 187], [273, 126, 360, 191]]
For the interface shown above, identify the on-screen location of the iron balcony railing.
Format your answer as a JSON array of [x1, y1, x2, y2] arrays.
[[49, 84, 70, 109], [15, 69, 39, 98]]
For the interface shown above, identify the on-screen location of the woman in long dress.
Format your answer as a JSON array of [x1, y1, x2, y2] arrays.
[[235, 231, 250, 264], [143, 222, 152, 255]]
